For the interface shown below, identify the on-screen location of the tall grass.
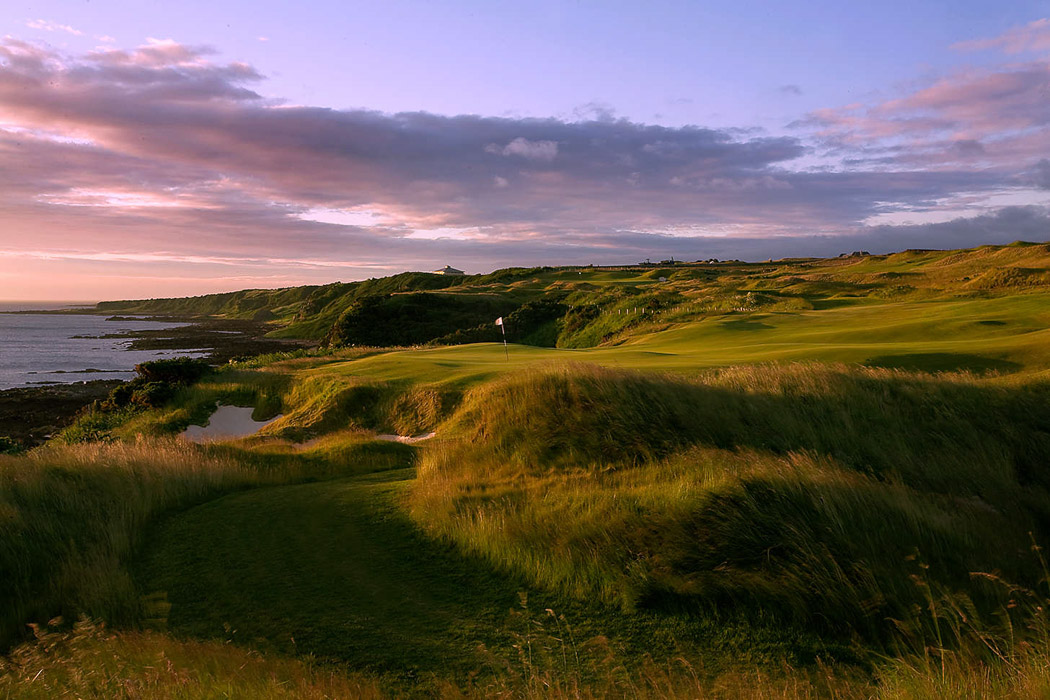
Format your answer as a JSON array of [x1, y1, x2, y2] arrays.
[[410, 362, 1050, 638], [0, 618, 383, 699], [267, 375, 460, 440], [6, 605, 1050, 698], [0, 438, 377, 650]]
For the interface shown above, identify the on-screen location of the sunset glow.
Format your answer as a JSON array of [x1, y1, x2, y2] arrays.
[[1, 1, 1048, 300]]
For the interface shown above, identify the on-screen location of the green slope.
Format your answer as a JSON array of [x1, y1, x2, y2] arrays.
[[92, 242, 1050, 350], [137, 469, 522, 675], [136, 467, 823, 684], [10, 240, 1050, 696], [274, 291, 1050, 392]]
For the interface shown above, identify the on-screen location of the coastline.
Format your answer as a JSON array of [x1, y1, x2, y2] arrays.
[[0, 314, 313, 449], [0, 380, 122, 448]]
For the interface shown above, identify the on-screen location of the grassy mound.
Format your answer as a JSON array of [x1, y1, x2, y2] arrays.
[[267, 375, 461, 440], [0, 436, 404, 650], [410, 363, 1050, 636], [0, 619, 383, 699], [7, 617, 1050, 698], [92, 241, 1050, 350]]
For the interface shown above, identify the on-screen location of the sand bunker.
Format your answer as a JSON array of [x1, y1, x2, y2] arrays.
[[181, 405, 283, 443], [375, 432, 437, 444]]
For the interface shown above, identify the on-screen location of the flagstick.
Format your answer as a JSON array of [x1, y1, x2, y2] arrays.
[[500, 323, 509, 361]]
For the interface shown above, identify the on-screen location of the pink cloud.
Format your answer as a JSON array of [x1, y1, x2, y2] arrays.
[[802, 57, 1050, 175], [25, 19, 83, 36], [952, 18, 1050, 55], [0, 36, 1044, 299]]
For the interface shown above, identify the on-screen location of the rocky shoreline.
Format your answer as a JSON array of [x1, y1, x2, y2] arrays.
[[0, 380, 123, 449], [94, 316, 310, 364], [0, 315, 313, 450]]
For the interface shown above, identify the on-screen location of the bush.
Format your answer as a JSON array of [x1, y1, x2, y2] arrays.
[[127, 382, 175, 408], [132, 358, 211, 385]]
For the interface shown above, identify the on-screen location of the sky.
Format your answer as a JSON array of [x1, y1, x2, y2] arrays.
[[1, 1, 1049, 300]]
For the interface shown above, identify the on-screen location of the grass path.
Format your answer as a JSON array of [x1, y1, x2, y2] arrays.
[[137, 468, 528, 678], [136, 466, 826, 685]]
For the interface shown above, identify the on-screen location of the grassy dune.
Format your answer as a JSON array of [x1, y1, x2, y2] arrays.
[[6, 621, 1050, 698], [0, 437, 412, 650], [94, 242, 1050, 349], [0, 619, 384, 699], [409, 364, 1050, 634], [4, 242, 1050, 697]]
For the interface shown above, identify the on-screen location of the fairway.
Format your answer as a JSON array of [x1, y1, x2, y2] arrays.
[[291, 292, 1050, 390], [136, 464, 826, 685], [137, 469, 524, 675]]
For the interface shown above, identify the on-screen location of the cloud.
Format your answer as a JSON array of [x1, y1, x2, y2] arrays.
[[571, 101, 617, 122], [800, 57, 1050, 174], [487, 137, 559, 161], [779, 84, 803, 96], [0, 36, 1045, 298], [25, 19, 83, 36], [952, 18, 1050, 54], [1030, 160, 1050, 190], [800, 20, 1050, 177]]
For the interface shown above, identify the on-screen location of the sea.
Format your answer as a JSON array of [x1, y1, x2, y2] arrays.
[[0, 302, 207, 391]]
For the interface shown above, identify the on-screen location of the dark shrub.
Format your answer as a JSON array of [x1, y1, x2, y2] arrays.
[[106, 384, 135, 409], [129, 382, 176, 408], [0, 436, 21, 455], [133, 358, 211, 385]]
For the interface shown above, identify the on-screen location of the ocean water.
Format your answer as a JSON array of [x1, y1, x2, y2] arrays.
[[0, 302, 207, 390]]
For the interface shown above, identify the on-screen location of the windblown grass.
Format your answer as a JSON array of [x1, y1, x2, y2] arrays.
[[7, 611, 1050, 699], [0, 436, 389, 650], [410, 362, 1050, 638], [0, 618, 383, 699], [6, 241, 1050, 694]]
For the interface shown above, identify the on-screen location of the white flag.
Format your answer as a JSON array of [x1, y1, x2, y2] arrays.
[[495, 317, 503, 326]]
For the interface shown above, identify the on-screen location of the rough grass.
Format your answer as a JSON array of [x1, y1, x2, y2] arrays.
[[409, 362, 1050, 637], [0, 436, 399, 650], [6, 614, 1050, 698], [266, 375, 460, 440], [6, 242, 1050, 695], [0, 618, 383, 699]]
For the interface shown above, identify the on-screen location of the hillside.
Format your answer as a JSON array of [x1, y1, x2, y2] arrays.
[[95, 242, 1050, 351], [3, 239, 1050, 697]]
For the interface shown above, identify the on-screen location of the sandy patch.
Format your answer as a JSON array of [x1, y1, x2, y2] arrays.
[[181, 405, 283, 443], [375, 432, 437, 444]]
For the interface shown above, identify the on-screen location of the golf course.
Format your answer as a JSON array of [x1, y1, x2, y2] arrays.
[[3, 242, 1050, 697]]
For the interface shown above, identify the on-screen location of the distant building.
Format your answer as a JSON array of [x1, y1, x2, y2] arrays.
[[433, 265, 465, 275]]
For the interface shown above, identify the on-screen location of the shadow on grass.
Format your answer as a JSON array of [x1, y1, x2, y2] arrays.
[[135, 468, 820, 681], [863, 352, 1021, 374], [720, 318, 774, 331]]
